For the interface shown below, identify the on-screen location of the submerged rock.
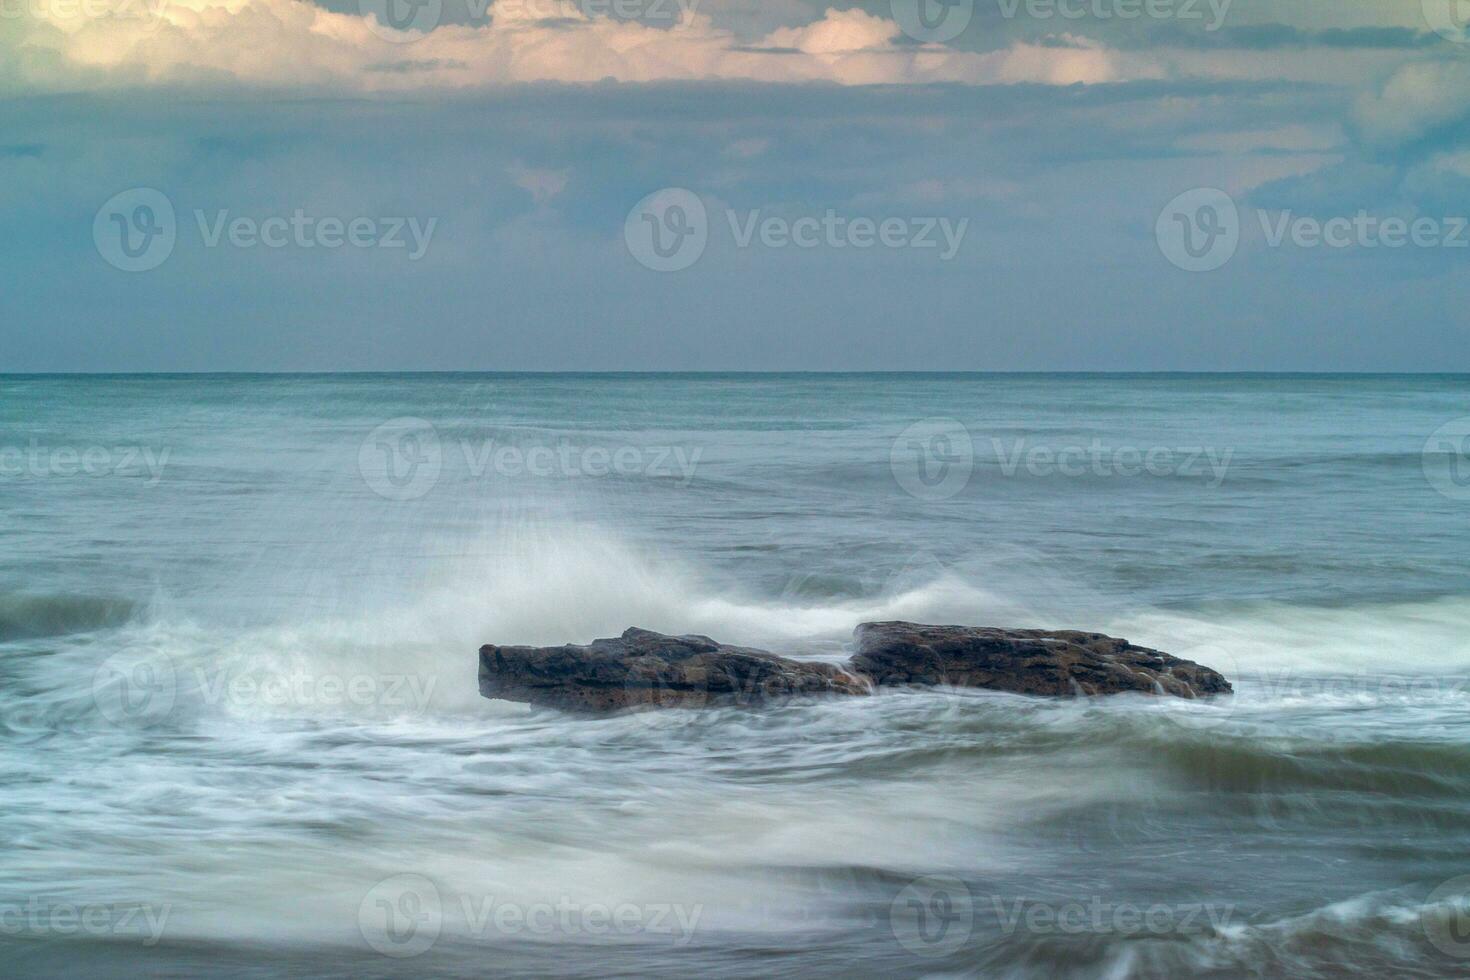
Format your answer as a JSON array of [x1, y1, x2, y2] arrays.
[[478, 627, 871, 713], [850, 621, 1232, 699]]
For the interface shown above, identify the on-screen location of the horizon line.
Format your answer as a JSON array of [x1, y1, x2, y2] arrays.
[[4, 370, 1469, 378]]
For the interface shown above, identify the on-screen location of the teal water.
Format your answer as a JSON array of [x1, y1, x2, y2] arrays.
[[2, 373, 1470, 978]]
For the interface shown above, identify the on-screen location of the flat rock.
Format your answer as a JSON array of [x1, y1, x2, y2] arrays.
[[850, 621, 1232, 698], [479, 627, 871, 713]]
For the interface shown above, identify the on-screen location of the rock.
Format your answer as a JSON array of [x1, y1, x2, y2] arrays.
[[478, 627, 871, 713], [850, 621, 1231, 699]]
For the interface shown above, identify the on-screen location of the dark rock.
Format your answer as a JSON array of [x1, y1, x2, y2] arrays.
[[850, 621, 1231, 698], [479, 627, 871, 713]]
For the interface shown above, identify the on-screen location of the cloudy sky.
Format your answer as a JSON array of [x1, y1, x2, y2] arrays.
[[2, 0, 1468, 370]]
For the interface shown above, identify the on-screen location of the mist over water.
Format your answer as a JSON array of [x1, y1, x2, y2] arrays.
[[3, 373, 1470, 978]]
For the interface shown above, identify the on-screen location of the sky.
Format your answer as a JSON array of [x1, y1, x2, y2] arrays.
[[1, 0, 1468, 371]]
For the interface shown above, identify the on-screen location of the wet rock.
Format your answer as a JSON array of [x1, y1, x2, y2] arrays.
[[478, 627, 871, 713], [850, 621, 1232, 699]]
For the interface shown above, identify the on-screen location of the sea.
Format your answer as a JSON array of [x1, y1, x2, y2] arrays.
[[2, 372, 1469, 978]]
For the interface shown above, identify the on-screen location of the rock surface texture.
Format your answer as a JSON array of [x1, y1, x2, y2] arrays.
[[478, 627, 871, 713], [851, 621, 1232, 698], [478, 622, 1231, 712]]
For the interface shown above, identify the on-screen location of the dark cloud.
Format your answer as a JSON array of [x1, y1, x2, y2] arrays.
[[1146, 24, 1440, 50]]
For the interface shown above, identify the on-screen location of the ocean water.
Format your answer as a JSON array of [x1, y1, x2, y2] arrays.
[[2, 372, 1470, 979]]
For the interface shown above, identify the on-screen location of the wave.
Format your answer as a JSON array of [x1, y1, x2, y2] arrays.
[[17, 521, 1470, 729], [1113, 595, 1470, 684], [1070, 887, 1470, 980], [0, 593, 139, 642]]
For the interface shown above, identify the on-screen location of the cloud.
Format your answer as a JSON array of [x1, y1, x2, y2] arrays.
[[510, 165, 570, 204], [1353, 57, 1470, 150], [8, 1, 1166, 91], [1144, 24, 1439, 51], [761, 7, 897, 54]]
